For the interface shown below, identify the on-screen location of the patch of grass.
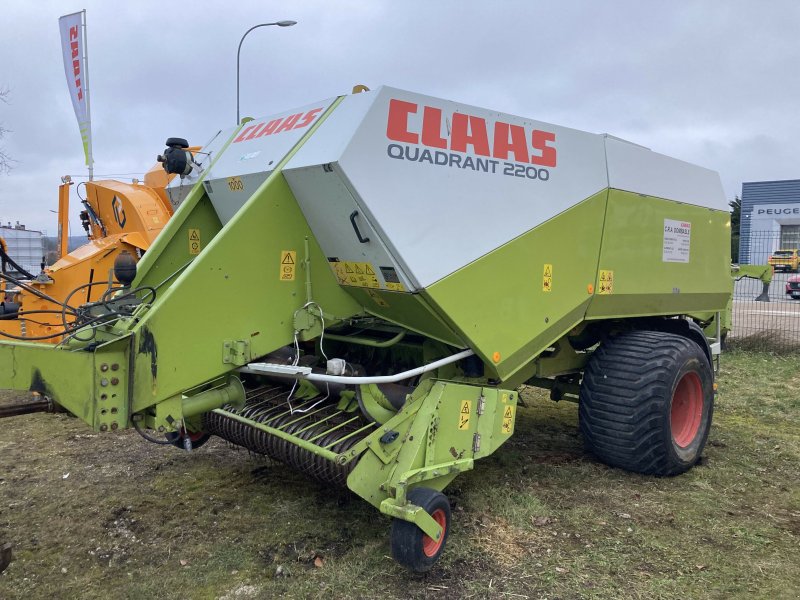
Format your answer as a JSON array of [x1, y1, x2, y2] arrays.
[[727, 330, 800, 354], [1, 350, 798, 599]]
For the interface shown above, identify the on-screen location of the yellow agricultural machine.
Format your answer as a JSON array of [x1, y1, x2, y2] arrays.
[[0, 141, 200, 342], [0, 87, 731, 571]]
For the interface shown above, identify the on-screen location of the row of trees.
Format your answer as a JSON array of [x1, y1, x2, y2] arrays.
[[730, 196, 741, 263]]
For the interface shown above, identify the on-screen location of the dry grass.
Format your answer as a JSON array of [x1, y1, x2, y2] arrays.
[[727, 330, 800, 353], [0, 350, 798, 599]]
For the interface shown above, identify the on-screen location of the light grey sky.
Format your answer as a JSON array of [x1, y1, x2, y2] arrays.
[[1, 0, 798, 234]]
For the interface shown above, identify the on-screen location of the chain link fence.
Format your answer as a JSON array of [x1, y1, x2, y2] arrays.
[[731, 231, 800, 352]]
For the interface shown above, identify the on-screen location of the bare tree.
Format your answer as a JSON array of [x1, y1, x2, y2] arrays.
[[0, 87, 12, 174]]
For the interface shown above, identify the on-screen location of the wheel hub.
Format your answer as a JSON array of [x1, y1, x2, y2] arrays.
[[422, 508, 447, 557], [671, 371, 703, 447]]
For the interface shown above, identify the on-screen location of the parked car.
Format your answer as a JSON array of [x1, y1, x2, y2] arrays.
[[786, 274, 800, 300], [769, 249, 800, 272]]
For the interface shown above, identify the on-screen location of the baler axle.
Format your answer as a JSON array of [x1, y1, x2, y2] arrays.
[[0, 397, 53, 419]]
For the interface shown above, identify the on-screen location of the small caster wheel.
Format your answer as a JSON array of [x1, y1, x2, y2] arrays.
[[390, 487, 451, 573], [165, 428, 211, 451]]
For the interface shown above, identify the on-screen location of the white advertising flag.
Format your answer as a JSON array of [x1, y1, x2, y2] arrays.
[[58, 11, 93, 171]]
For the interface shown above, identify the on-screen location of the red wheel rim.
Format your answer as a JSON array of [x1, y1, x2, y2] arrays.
[[187, 430, 206, 442], [422, 509, 447, 557], [670, 372, 704, 447]]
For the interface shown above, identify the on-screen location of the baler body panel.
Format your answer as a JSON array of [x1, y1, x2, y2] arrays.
[[423, 191, 609, 381], [586, 189, 732, 319], [280, 162, 414, 292], [284, 86, 611, 291], [129, 175, 363, 410], [198, 98, 338, 225], [605, 136, 727, 211]]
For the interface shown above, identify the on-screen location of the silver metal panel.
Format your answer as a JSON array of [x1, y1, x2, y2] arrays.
[[203, 172, 270, 225], [605, 136, 727, 210], [202, 97, 337, 224], [284, 86, 727, 290], [283, 163, 415, 290], [288, 87, 610, 289]]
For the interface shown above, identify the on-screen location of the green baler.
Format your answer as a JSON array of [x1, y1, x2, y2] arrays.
[[0, 86, 730, 571]]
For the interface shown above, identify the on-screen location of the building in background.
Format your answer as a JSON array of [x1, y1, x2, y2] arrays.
[[0, 222, 45, 275], [739, 179, 800, 264]]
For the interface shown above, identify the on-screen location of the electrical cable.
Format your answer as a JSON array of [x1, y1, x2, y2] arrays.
[[53, 314, 124, 348], [0, 271, 80, 315], [0, 245, 36, 279], [153, 259, 193, 290], [61, 280, 115, 332], [132, 416, 174, 445], [286, 301, 331, 415], [101, 285, 156, 306], [76, 181, 87, 201], [0, 309, 76, 325], [0, 309, 125, 342]]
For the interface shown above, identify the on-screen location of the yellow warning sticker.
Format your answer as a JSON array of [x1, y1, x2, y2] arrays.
[[366, 289, 389, 308], [188, 228, 201, 255], [329, 261, 380, 289], [386, 282, 405, 292], [598, 269, 614, 295], [501, 392, 509, 404], [501, 404, 515, 435], [542, 263, 553, 292], [226, 176, 244, 192], [458, 400, 472, 431], [280, 250, 296, 281]]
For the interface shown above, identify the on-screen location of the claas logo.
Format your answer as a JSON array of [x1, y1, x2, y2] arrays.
[[386, 99, 556, 167], [233, 108, 323, 143]]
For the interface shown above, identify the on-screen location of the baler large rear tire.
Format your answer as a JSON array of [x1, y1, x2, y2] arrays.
[[579, 330, 713, 476]]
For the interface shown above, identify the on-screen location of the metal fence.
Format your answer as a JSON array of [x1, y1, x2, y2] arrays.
[[731, 231, 800, 353]]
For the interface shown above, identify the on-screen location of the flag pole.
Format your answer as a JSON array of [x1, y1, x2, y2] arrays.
[[81, 9, 94, 181]]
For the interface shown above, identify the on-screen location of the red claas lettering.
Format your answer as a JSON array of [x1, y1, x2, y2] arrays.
[[387, 98, 557, 167], [233, 107, 324, 143]]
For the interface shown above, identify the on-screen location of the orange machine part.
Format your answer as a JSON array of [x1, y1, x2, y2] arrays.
[[1, 168, 177, 343]]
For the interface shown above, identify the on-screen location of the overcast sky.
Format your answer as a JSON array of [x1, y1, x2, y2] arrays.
[[1, 0, 798, 234]]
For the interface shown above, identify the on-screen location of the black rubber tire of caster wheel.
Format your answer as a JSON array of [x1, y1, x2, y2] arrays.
[[165, 430, 211, 450], [390, 487, 451, 573]]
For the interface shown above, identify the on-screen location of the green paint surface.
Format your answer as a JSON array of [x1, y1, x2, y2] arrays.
[[424, 192, 608, 381]]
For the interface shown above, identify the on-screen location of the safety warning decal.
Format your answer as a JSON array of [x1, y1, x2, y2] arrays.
[[598, 269, 614, 295], [188, 228, 201, 255], [458, 400, 472, 430], [329, 261, 381, 289], [280, 250, 296, 281], [226, 176, 244, 192], [366, 289, 389, 307], [542, 263, 553, 292], [501, 405, 515, 435]]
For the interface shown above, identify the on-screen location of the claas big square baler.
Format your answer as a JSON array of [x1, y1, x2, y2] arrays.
[[0, 86, 730, 571]]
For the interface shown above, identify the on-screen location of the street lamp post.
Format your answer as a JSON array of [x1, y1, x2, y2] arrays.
[[236, 20, 297, 125]]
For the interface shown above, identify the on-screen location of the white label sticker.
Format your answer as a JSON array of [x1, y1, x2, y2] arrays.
[[663, 219, 691, 263]]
